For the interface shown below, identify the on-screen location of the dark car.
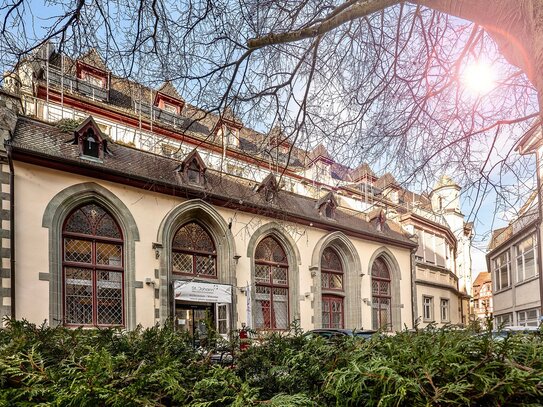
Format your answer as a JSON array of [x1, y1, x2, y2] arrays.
[[306, 328, 377, 340]]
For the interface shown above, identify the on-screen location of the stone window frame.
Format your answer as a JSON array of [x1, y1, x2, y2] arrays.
[[423, 296, 434, 322], [246, 222, 301, 329], [367, 247, 402, 331], [440, 298, 450, 322], [155, 199, 237, 325], [311, 232, 361, 329], [42, 182, 140, 329]]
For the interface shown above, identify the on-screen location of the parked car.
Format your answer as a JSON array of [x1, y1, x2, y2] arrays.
[[489, 326, 541, 340], [306, 328, 377, 340]]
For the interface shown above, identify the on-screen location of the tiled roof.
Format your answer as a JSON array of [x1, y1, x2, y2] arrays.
[[36, 49, 448, 209], [349, 163, 375, 181], [307, 144, 332, 163], [472, 272, 491, 287], [79, 49, 109, 71], [157, 81, 184, 101], [9, 117, 415, 248], [375, 172, 398, 189]]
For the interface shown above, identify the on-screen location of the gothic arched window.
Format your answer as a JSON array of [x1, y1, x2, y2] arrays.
[[371, 257, 391, 331], [321, 247, 344, 328], [63, 203, 123, 326], [172, 222, 217, 277], [254, 236, 289, 330]]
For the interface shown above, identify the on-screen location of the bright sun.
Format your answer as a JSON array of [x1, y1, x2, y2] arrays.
[[461, 61, 496, 95]]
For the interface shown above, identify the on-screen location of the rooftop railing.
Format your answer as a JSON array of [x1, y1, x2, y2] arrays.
[[134, 101, 185, 128], [46, 68, 109, 102]]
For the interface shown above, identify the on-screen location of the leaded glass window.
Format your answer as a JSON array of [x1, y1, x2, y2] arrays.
[[172, 222, 217, 277], [321, 247, 344, 328], [254, 236, 289, 330], [371, 257, 391, 331], [321, 247, 343, 290], [63, 203, 124, 327]]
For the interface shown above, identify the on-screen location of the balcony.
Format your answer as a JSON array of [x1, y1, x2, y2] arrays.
[[46, 68, 109, 102]]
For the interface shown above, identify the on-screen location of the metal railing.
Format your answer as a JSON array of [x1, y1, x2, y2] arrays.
[[134, 101, 184, 128], [46, 68, 109, 102]]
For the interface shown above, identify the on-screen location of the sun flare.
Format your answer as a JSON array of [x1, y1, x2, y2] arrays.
[[462, 61, 496, 95]]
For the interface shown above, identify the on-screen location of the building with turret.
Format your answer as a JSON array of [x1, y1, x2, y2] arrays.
[[0, 45, 473, 333]]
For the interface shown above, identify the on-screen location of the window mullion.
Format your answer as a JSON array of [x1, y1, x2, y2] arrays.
[[92, 240, 97, 326]]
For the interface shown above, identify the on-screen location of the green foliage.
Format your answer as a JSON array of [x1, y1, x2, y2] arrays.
[[54, 118, 83, 133], [1, 319, 542, 406]]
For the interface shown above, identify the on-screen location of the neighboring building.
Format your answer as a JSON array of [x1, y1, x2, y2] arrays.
[[0, 45, 473, 334], [400, 176, 472, 326], [471, 271, 493, 322], [486, 192, 540, 327]]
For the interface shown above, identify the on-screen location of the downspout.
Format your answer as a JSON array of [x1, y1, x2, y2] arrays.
[[6, 144, 15, 319], [535, 153, 543, 319], [411, 248, 417, 328]]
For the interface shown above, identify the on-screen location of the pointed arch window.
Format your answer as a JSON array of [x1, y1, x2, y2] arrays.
[[254, 236, 289, 330], [172, 222, 217, 277], [371, 257, 391, 331], [321, 247, 344, 328], [62, 203, 124, 327]]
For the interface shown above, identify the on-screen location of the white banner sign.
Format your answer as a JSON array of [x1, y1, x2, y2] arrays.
[[174, 281, 232, 304]]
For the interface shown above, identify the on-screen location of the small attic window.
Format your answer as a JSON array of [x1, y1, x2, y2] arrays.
[[219, 125, 239, 148], [257, 173, 279, 204], [71, 116, 108, 161], [83, 128, 100, 158], [324, 202, 335, 218], [187, 160, 202, 184], [179, 149, 207, 186], [81, 71, 106, 88], [158, 99, 181, 115], [316, 192, 338, 220]]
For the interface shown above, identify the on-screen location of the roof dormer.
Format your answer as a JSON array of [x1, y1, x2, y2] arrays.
[[307, 144, 333, 182], [316, 191, 338, 219], [177, 149, 207, 185], [76, 49, 109, 89], [256, 173, 279, 203], [154, 81, 185, 115], [368, 209, 387, 232], [214, 107, 243, 148], [376, 173, 400, 203], [268, 124, 291, 155], [71, 116, 109, 161]]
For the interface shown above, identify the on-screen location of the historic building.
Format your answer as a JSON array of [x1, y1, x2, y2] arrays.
[[0, 46, 473, 334], [471, 271, 493, 323], [486, 192, 540, 327]]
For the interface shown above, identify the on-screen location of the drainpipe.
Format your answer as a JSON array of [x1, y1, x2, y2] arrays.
[[6, 144, 15, 319], [411, 248, 417, 328], [536, 154, 543, 320]]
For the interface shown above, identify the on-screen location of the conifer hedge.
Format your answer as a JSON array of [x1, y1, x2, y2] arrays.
[[0, 319, 542, 406]]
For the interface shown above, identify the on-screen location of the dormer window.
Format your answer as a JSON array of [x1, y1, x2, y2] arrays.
[[76, 60, 108, 89], [324, 203, 335, 218], [154, 82, 184, 117], [187, 160, 201, 184], [81, 72, 106, 88], [316, 191, 338, 219], [222, 126, 239, 147], [83, 129, 100, 158], [215, 108, 243, 148], [178, 149, 207, 185], [162, 101, 179, 114], [70, 116, 108, 162], [256, 173, 279, 203]]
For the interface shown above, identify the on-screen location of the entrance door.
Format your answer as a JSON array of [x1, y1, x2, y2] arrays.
[[175, 303, 214, 346]]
